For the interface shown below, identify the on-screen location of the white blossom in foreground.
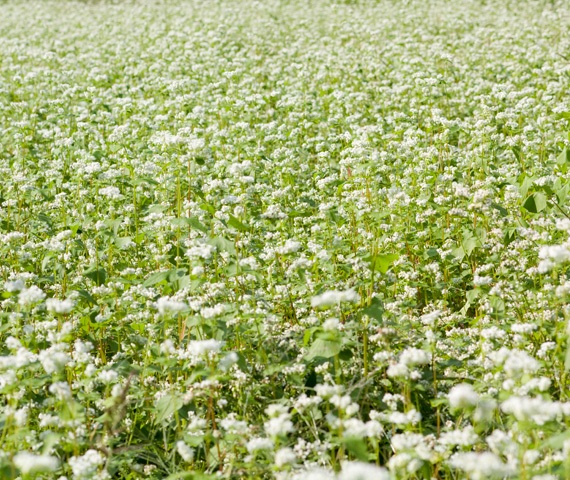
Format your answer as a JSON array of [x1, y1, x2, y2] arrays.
[[448, 452, 514, 479], [274, 447, 297, 467], [18, 285, 45, 307], [68, 449, 106, 479], [176, 441, 194, 462], [5, 279, 24, 292], [186, 339, 223, 357], [46, 298, 74, 314], [156, 296, 187, 315], [339, 461, 391, 480], [448, 384, 479, 410], [98, 186, 123, 199], [13, 452, 59, 474], [538, 245, 570, 272], [311, 289, 360, 308], [39, 349, 71, 374], [501, 396, 564, 425], [246, 437, 273, 453], [288, 468, 334, 480]]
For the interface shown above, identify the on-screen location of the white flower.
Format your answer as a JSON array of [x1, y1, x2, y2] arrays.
[[538, 259, 555, 273], [420, 310, 441, 325], [486, 429, 518, 457], [539, 245, 570, 264], [176, 441, 194, 462], [5, 279, 25, 292], [49, 381, 72, 400], [18, 285, 45, 307], [187, 339, 223, 356], [500, 349, 540, 378], [323, 317, 341, 331], [438, 426, 478, 446], [448, 452, 514, 479], [264, 414, 294, 437], [501, 396, 562, 425], [265, 404, 289, 417], [339, 461, 391, 480], [69, 449, 106, 479], [246, 437, 273, 453], [6, 336, 22, 349], [13, 406, 29, 426], [399, 347, 431, 366], [311, 289, 360, 308], [156, 296, 187, 315], [473, 275, 492, 286], [13, 452, 59, 474], [278, 239, 302, 254], [386, 363, 409, 379], [200, 304, 225, 318], [275, 447, 297, 467], [191, 265, 204, 276], [523, 450, 540, 465], [186, 244, 216, 260], [46, 298, 74, 314], [99, 186, 123, 199], [219, 413, 248, 435], [39, 349, 71, 374], [289, 468, 334, 480], [556, 219, 570, 231], [448, 384, 479, 409], [219, 351, 239, 371], [97, 369, 118, 384]]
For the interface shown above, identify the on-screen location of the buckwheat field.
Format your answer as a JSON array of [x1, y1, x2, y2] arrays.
[[3, 0, 570, 478]]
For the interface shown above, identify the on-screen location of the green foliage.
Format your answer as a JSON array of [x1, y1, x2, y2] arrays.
[[1, 0, 570, 478]]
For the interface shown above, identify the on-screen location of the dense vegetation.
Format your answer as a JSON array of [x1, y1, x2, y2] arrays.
[[2, 0, 570, 478]]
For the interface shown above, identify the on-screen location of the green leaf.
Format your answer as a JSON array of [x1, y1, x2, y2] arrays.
[[84, 267, 107, 286], [172, 216, 208, 233], [490, 203, 508, 217], [466, 289, 480, 303], [518, 174, 534, 198], [554, 180, 569, 204], [76, 289, 96, 306], [164, 473, 209, 480], [522, 192, 547, 213], [305, 338, 342, 360], [425, 248, 439, 258], [200, 203, 216, 215], [557, 147, 570, 166], [228, 215, 249, 232], [503, 228, 516, 246], [38, 213, 54, 229], [511, 146, 522, 162], [0, 465, 16, 480], [114, 236, 133, 248], [303, 329, 313, 346], [370, 253, 399, 273], [342, 437, 370, 461], [154, 394, 183, 424], [142, 270, 171, 287], [542, 429, 570, 450], [208, 236, 236, 255], [105, 218, 122, 236], [451, 246, 465, 261], [462, 236, 478, 257], [41, 432, 61, 455], [430, 398, 447, 407], [362, 298, 384, 323]]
